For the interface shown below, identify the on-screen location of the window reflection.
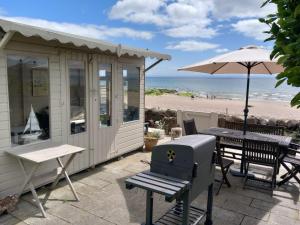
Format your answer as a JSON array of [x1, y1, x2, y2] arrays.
[[7, 55, 50, 146], [69, 61, 86, 134], [99, 64, 112, 127], [123, 65, 140, 122]]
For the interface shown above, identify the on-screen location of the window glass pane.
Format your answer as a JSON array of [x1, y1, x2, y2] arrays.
[[69, 61, 86, 134], [99, 64, 112, 127], [7, 55, 50, 146], [123, 65, 140, 122]]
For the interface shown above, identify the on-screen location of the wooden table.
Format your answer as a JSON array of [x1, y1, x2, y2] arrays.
[[199, 127, 292, 175], [6, 144, 85, 217]]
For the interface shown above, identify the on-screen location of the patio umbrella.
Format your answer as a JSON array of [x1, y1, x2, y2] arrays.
[[178, 45, 284, 134]]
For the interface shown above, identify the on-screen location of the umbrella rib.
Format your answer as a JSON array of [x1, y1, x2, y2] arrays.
[[251, 62, 260, 67], [261, 62, 272, 74], [237, 62, 247, 68], [211, 62, 228, 74]]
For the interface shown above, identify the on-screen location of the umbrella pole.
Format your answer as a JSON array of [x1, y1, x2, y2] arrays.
[[238, 65, 251, 175], [231, 65, 255, 177], [243, 66, 251, 135]]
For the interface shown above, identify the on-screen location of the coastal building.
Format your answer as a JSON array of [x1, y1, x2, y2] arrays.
[[0, 19, 170, 197]]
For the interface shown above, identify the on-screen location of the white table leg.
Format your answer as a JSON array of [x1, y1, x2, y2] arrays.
[[17, 159, 46, 217], [43, 153, 77, 204], [57, 157, 79, 201], [17, 159, 39, 197]]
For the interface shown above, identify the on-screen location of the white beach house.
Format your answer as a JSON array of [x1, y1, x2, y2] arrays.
[[0, 19, 170, 197]]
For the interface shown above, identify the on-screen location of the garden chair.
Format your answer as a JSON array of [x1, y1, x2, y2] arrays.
[[183, 119, 234, 195], [218, 121, 284, 160], [278, 143, 300, 186], [218, 121, 244, 159], [183, 118, 198, 135], [243, 139, 279, 194]]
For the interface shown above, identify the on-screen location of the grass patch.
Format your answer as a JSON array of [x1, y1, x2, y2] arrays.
[[177, 91, 194, 97], [145, 88, 195, 97], [145, 88, 177, 96]]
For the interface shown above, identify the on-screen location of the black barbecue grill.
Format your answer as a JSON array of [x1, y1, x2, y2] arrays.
[[126, 134, 216, 225]]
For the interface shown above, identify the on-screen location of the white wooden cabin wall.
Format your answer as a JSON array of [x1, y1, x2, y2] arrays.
[[64, 52, 90, 174], [0, 49, 20, 197], [91, 55, 145, 164], [0, 37, 146, 197], [0, 42, 64, 197], [92, 54, 117, 165], [113, 59, 144, 157]]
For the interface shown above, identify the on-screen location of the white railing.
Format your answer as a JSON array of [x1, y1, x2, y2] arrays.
[[177, 110, 218, 135]]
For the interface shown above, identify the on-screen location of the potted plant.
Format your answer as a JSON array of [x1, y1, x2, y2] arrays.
[[144, 131, 160, 151], [154, 120, 166, 139]]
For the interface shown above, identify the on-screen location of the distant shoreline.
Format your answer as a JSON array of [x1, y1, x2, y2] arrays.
[[145, 88, 291, 102], [145, 93, 300, 120]]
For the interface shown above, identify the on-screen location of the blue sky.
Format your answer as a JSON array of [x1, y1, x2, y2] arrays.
[[0, 0, 276, 77]]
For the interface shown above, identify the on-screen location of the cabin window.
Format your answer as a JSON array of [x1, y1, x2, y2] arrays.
[[99, 64, 112, 127], [123, 65, 140, 122], [69, 61, 86, 134], [7, 55, 50, 146]]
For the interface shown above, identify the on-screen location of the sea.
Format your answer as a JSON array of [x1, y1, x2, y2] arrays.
[[145, 76, 299, 102]]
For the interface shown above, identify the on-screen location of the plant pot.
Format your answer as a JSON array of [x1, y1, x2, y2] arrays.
[[170, 127, 182, 140], [144, 137, 159, 151]]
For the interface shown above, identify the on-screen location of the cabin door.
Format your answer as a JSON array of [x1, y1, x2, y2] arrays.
[[65, 53, 91, 172], [90, 56, 118, 165]]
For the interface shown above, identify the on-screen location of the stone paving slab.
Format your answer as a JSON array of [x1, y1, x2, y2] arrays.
[[10, 200, 70, 225], [0, 214, 26, 225], [48, 203, 114, 225], [0, 149, 299, 225], [241, 216, 270, 225], [250, 199, 299, 219]]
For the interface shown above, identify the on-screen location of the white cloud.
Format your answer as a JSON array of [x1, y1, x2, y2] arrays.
[[109, 0, 217, 39], [165, 1, 213, 26], [232, 19, 269, 41], [109, 0, 167, 26], [215, 48, 229, 53], [1, 16, 154, 40], [109, 0, 275, 40], [166, 40, 219, 52], [164, 25, 217, 38], [212, 0, 276, 20]]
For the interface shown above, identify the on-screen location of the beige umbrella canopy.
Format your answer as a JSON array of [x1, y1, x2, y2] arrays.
[[178, 45, 284, 134]]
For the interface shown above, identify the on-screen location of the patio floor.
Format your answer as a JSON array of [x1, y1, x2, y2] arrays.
[[0, 141, 300, 225]]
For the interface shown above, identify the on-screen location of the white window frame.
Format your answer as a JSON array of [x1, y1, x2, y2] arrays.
[[6, 51, 52, 148]]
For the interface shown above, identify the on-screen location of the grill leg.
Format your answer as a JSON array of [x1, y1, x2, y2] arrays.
[[175, 199, 182, 215], [182, 191, 190, 225], [205, 183, 213, 225], [145, 190, 153, 225]]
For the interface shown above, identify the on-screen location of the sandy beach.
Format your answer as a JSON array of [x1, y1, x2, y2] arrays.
[[146, 94, 300, 120]]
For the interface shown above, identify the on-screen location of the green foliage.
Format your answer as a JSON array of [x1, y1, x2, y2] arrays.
[[155, 120, 165, 130], [177, 91, 194, 97], [145, 88, 195, 98], [100, 114, 109, 123], [261, 0, 300, 108], [145, 88, 177, 96]]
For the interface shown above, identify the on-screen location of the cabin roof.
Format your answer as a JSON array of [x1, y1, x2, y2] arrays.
[[0, 19, 171, 60]]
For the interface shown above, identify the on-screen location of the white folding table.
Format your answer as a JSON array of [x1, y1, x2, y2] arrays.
[[6, 144, 85, 217]]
